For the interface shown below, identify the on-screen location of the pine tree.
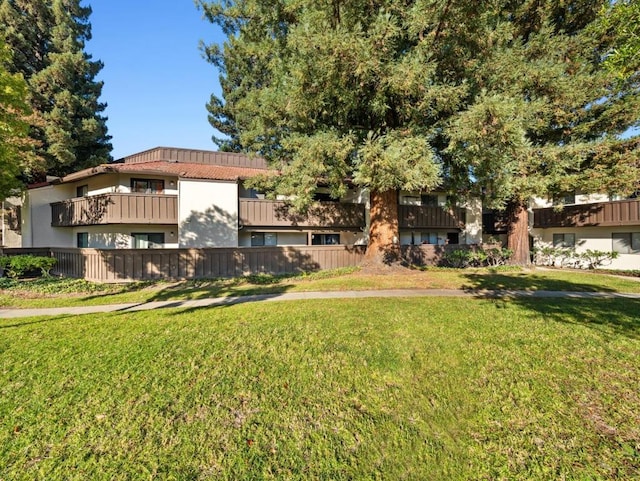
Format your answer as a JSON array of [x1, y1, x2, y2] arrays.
[[199, 0, 640, 264], [0, 40, 39, 200], [0, 0, 111, 180]]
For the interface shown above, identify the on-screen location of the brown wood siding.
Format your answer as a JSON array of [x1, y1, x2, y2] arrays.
[[239, 200, 366, 229], [51, 194, 178, 227], [4, 244, 494, 281], [123, 147, 267, 169], [533, 199, 640, 228], [41, 246, 367, 281], [399, 205, 466, 229]]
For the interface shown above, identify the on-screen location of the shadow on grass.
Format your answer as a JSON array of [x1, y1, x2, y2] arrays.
[[461, 271, 617, 293], [0, 314, 76, 330], [145, 274, 295, 303], [463, 270, 640, 339], [509, 297, 640, 340]]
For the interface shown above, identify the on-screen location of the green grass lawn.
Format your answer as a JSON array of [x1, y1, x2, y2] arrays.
[[1, 297, 638, 479], [1, 267, 640, 309]]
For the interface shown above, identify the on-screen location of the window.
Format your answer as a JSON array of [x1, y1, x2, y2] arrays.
[[133, 233, 165, 248], [311, 233, 340, 245], [131, 178, 164, 194], [402, 196, 421, 205], [77, 232, 88, 248], [251, 232, 277, 246], [446, 232, 460, 245], [313, 192, 333, 202], [553, 233, 576, 248], [420, 232, 438, 244], [76, 185, 88, 197], [612, 232, 640, 254], [421, 194, 438, 207], [553, 192, 576, 205]]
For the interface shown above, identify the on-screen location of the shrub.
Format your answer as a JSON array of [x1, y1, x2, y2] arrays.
[[578, 249, 620, 269], [441, 249, 472, 268], [0, 255, 57, 278], [441, 246, 512, 268], [532, 247, 619, 270]]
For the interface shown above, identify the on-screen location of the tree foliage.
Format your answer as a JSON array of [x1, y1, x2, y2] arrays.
[[0, 40, 39, 200], [199, 0, 640, 261], [0, 0, 111, 180], [594, 0, 640, 79]]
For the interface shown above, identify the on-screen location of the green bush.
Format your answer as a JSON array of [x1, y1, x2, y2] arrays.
[[0, 255, 57, 278], [441, 249, 473, 268], [441, 246, 512, 268], [533, 247, 619, 269]]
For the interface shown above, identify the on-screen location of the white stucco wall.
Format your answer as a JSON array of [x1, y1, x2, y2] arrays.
[[80, 174, 179, 196], [531, 226, 640, 270], [178, 179, 238, 247], [462, 197, 483, 244], [532, 192, 613, 209], [23, 185, 75, 247]]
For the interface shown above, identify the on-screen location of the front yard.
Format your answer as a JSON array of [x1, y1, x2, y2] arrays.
[[1, 295, 638, 479], [1, 266, 640, 309]]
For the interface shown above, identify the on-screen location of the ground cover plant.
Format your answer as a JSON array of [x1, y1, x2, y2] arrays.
[[1, 267, 640, 310], [1, 297, 639, 480]]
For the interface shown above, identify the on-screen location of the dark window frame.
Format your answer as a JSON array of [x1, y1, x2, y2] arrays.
[[251, 232, 277, 246], [612, 232, 640, 254], [311, 233, 340, 245], [132, 232, 165, 248], [421, 194, 438, 207], [553, 233, 576, 248], [131, 178, 165, 194], [76, 185, 89, 197], [77, 232, 89, 248]]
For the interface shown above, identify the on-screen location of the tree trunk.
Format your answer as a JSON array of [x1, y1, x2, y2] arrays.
[[507, 200, 530, 265], [365, 189, 400, 264]]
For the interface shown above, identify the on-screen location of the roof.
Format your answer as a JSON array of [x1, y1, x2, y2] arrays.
[[46, 161, 269, 186]]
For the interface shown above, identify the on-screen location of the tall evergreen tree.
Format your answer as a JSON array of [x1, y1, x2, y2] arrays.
[[0, 0, 111, 180], [0, 40, 39, 199], [199, 0, 640, 264]]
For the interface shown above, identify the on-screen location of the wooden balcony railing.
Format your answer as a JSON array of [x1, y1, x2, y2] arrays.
[[399, 205, 466, 229], [239, 199, 366, 229], [51, 194, 178, 227], [533, 199, 640, 228]]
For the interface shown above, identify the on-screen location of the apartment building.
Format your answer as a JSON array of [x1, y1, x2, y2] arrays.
[[21, 147, 483, 251], [531, 192, 640, 269]]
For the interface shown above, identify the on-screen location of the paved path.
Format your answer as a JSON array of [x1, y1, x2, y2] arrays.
[[1, 288, 640, 319]]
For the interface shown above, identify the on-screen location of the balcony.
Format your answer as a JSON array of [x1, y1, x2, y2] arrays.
[[239, 199, 366, 229], [51, 194, 178, 227], [399, 205, 466, 229], [533, 199, 640, 228]]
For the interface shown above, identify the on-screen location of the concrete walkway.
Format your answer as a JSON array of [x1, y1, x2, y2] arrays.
[[2, 288, 640, 319]]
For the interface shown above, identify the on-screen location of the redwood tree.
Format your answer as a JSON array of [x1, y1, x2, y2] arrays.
[[0, 0, 111, 180], [199, 0, 640, 264]]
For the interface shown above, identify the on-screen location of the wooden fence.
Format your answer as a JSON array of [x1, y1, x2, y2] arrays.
[[0, 244, 481, 282]]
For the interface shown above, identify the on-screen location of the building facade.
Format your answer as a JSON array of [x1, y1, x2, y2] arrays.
[[21, 147, 483, 251], [531, 192, 640, 270]]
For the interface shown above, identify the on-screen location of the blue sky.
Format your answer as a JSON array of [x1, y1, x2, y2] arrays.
[[86, 1, 637, 160], [86, 1, 225, 160]]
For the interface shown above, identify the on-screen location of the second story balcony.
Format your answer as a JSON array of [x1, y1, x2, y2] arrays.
[[399, 205, 466, 229], [51, 193, 178, 227], [533, 199, 640, 228], [239, 199, 366, 229]]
